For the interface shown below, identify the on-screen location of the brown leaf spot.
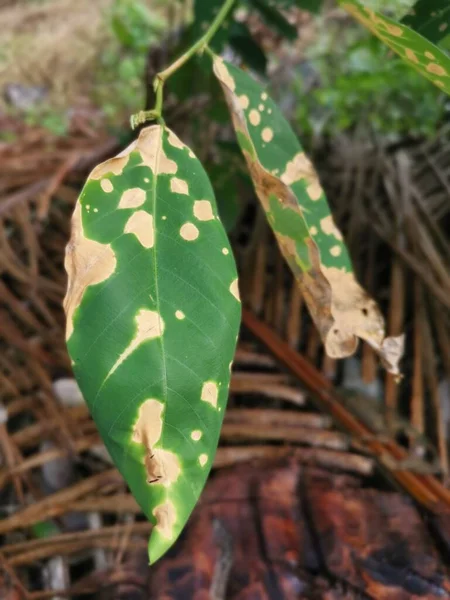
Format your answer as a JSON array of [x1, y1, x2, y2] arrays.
[[64, 203, 116, 340], [405, 48, 419, 63], [198, 454, 208, 467], [100, 179, 114, 193], [145, 449, 181, 487], [213, 56, 236, 92], [191, 430, 202, 441], [124, 211, 154, 248], [261, 127, 273, 142], [193, 200, 214, 221], [238, 95, 249, 109], [249, 109, 261, 126], [119, 188, 146, 209], [229, 278, 240, 301], [138, 126, 177, 175], [180, 223, 199, 241], [132, 399, 164, 448], [170, 177, 189, 195], [281, 152, 321, 200], [426, 63, 446, 76], [107, 309, 165, 377], [167, 129, 185, 149], [201, 381, 219, 409], [320, 215, 343, 241]]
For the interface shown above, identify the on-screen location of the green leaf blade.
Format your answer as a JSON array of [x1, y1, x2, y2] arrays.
[[64, 125, 241, 563], [402, 0, 450, 44], [212, 55, 403, 373], [341, 1, 450, 96]]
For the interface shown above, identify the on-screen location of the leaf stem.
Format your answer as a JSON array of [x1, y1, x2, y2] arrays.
[[131, 0, 236, 129]]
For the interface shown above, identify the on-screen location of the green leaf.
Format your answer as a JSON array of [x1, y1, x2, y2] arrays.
[[229, 21, 268, 74], [247, 0, 298, 40], [64, 125, 241, 563], [212, 55, 403, 372], [190, 0, 232, 51], [341, 1, 450, 96], [402, 0, 450, 44], [276, 0, 324, 13]]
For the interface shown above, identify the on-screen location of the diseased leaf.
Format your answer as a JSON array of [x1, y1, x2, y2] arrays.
[[212, 55, 403, 373], [63, 125, 241, 563], [341, 1, 450, 96], [402, 0, 450, 45]]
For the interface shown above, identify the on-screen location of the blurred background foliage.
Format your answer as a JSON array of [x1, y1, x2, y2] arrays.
[[0, 0, 447, 141]]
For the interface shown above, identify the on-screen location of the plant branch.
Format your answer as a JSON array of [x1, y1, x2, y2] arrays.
[[131, 0, 236, 129]]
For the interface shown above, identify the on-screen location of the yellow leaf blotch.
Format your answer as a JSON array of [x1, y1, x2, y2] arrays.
[[239, 95, 249, 109], [405, 48, 419, 64], [229, 278, 240, 302], [320, 215, 343, 241], [191, 430, 202, 441], [201, 381, 219, 409], [171, 177, 189, 195], [107, 309, 164, 377], [153, 501, 176, 540], [199, 454, 208, 467], [180, 223, 199, 241], [100, 179, 114, 193], [119, 187, 146, 209], [385, 24, 403, 36], [425, 51, 436, 59], [193, 200, 214, 221], [249, 109, 261, 126], [262, 127, 274, 142], [64, 203, 116, 340], [124, 211, 154, 249], [426, 63, 446, 76]]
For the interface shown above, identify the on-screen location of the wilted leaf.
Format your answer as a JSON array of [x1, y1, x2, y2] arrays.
[[402, 0, 450, 45], [64, 125, 241, 563], [341, 1, 450, 96], [212, 55, 403, 372]]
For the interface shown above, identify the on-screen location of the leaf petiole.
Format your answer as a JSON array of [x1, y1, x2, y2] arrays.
[[130, 0, 236, 129]]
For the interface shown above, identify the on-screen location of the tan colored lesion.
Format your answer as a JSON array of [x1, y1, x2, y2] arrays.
[[63, 203, 117, 340], [137, 126, 178, 175], [124, 211, 154, 248], [213, 56, 236, 92], [119, 188, 146, 209], [132, 399, 181, 487], [153, 501, 176, 539], [193, 200, 214, 221], [107, 309, 165, 379], [281, 152, 323, 201]]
